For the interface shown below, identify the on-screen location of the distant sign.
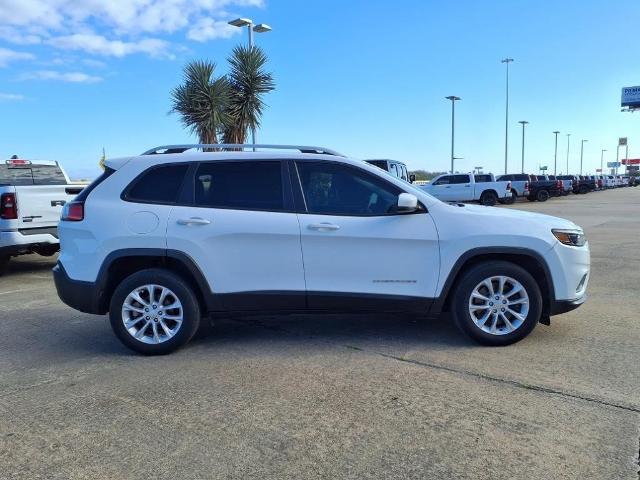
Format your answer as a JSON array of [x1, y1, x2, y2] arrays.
[[621, 87, 640, 108], [622, 158, 640, 165], [607, 161, 622, 168], [619, 137, 628, 146], [540, 166, 548, 171], [596, 168, 602, 172]]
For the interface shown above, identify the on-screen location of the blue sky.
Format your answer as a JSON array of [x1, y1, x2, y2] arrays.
[[0, 0, 638, 179]]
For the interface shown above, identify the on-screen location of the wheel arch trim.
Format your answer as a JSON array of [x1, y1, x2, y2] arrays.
[[429, 247, 555, 316]]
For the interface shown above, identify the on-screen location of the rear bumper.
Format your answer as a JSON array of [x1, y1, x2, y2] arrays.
[[53, 262, 104, 315], [0, 229, 59, 256]]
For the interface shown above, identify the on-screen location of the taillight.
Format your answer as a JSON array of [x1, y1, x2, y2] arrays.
[[556, 180, 562, 189], [506, 181, 512, 190], [598, 179, 603, 187], [524, 181, 529, 191], [0, 192, 17, 219], [61, 201, 84, 221]]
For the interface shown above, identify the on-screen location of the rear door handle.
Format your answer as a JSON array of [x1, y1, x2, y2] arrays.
[[308, 223, 340, 231], [177, 217, 211, 226]]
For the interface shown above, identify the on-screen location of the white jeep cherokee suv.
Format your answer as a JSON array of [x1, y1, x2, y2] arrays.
[[53, 145, 590, 355]]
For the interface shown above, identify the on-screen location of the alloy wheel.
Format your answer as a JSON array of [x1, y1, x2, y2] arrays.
[[468, 275, 530, 335], [121, 284, 184, 344]]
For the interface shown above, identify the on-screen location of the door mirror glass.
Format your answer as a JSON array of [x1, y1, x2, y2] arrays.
[[397, 193, 418, 212], [409, 174, 416, 183]]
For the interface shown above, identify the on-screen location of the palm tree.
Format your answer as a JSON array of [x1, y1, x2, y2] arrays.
[[170, 60, 230, 145], [222, 46, 275, 144]]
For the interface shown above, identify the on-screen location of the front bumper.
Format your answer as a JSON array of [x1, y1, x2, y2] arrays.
[[53, 262, 104, 315], [550, 295, 586, 315]]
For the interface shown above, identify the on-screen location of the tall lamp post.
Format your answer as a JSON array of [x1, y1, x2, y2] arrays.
[[600, 149, 607, 173], [566, 133, 571, 174], [518, 121, 529, 173], [228, 18, 272, 148], [501, 58, 514, 174], [580, 139, 588, 175], [445, 96, 461, 174], [553, 131, 560, 175]]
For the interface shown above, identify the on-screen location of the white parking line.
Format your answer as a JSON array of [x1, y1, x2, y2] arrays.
[[0, 288, 41, 296]]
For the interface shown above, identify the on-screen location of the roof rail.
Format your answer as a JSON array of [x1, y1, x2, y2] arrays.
[[141, 144, 345, 157]]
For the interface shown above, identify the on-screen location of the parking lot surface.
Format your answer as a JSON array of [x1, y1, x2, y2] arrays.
[[1, 188, 639, 479]]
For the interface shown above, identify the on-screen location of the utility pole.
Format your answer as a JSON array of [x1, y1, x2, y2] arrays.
[[566, 134, 571, 174], [501, 58, 514, 174], [580, 139, 588, 175], [445, 96, 461, 174], [518, 121, 529, 173], [553, 131, 560, 175]]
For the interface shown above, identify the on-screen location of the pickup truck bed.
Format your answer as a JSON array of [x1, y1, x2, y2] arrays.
[[0, 159, 84, 273]]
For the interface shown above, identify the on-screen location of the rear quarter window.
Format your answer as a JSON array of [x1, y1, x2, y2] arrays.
[[124, 164, 189, 204]]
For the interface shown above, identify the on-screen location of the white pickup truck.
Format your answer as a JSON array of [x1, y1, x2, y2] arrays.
[[420, 173, 512, 206], [0, 158, 84, 274]]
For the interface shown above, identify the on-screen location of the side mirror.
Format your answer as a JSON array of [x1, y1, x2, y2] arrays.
[[397, 193, 419, 212], [409, 174, 416, 183]]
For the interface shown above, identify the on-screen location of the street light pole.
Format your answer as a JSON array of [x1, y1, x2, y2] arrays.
[[566, 134, 571, 174], [518, 121, 529, 173], [600, 149, 607, 173], [580, 139, 588, 175], [445, 96, 461, 174], [501, 58, 514, 174], [228, 18, 272, 149], [553, 131, 560, 175]]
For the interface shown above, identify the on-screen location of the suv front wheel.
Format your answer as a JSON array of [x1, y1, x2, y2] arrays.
[[109, 269, 201, 355], [451, 261, 542, 346]]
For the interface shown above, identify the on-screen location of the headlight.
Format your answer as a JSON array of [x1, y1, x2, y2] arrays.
[[552, 229, 586, 247]]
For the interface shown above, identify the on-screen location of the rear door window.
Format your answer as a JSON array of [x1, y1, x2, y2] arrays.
[[194, 161, 284, 211], [474, 174, 492, 183]]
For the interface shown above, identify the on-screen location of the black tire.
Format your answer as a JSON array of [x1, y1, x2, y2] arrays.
[[502, 190, 516, 205], [0, 256, 9, 276], [451, 261, 542, 346], [536, 189, 550, 202], [526, 195, 536, 202], [109, 268, 201, 355], [480, 190, 498, 206], [579, 185, 588, 194]]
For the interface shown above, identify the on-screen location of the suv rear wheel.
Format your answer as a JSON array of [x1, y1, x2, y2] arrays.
[[109, 269, 201, 355], [451, 261, 542, 346]]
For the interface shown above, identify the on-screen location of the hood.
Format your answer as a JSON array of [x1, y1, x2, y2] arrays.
[[448, 203, 582, 231]]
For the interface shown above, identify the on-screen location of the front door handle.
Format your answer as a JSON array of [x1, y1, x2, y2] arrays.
[[177, 217, 211, 226], [308, 223, 340, 231]]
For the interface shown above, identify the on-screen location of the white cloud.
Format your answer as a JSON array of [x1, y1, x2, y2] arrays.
[[187, 18, 238, 42], [0, 93, 25, 101], [0, 1, 264, 35], [0, 47, 34, 67], [22, 70, 102, 83], [0, 0, 266, 62], [49, 33, 172, 58], [0, 26, 43, 45]]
